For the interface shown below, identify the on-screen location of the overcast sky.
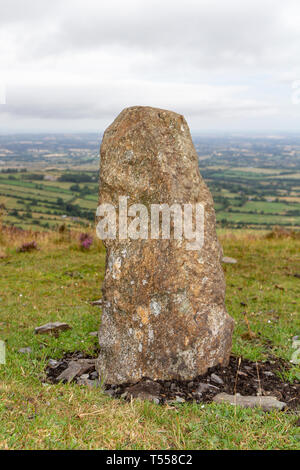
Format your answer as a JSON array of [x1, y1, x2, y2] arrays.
[[0, 0, 300, 133]]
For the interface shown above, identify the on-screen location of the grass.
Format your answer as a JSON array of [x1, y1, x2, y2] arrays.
[[234, 201, 297, 214], [0, 228, 299, 450], [217, 211, 300, 226]]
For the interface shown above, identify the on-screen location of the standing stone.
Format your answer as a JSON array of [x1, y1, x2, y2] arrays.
[[96, 106, 234, 384]]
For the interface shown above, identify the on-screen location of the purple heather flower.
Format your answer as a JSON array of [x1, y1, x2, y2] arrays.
[[79, 233, 93, 250]]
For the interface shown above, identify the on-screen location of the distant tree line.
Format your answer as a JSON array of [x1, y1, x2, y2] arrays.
[[58, 173, 97, 183], [0, 168, 27, 173]]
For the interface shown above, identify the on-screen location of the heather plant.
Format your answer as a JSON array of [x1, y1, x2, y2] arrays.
[[18, 241, 38, 253], [79, 232, 93, 250]]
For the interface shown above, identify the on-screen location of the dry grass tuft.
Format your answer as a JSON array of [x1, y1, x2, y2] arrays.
[[0, 223, 103, 253], [264, 226, 300, 240]]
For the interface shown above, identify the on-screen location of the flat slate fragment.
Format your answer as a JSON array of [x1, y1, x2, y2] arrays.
[[96, 106, 234, 383], [34, 322, 72, 335], [56, 359, 96, 383], [213, 393, 286, 411]]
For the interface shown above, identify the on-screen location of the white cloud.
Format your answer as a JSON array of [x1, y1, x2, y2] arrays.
[[0, 0, 300, 132]]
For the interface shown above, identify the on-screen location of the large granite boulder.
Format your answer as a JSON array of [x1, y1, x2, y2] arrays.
[[96, 106, 234, 384]]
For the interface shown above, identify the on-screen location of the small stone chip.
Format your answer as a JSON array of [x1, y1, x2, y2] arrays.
[[125, 379, 161, 403], [211, 373, 224, 385], [222, 256, 237, 264], [196, 382, 219, 393], [213, 393, 286, 411], [18, 347, 32, 354]]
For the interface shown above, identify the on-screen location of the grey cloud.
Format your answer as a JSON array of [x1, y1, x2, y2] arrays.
[[0, 0, 62, 25], [5, 82, 276, 121], [17, 0, 296, 70], [0, 0, 299, 132]]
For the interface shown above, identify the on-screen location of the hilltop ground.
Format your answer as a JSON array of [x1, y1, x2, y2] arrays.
[[0, 226, 299, 450]]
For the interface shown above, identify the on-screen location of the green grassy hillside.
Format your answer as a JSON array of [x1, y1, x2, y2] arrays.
[[0, 228, 299, 449]]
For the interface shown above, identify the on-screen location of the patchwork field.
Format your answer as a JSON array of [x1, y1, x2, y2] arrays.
[[1, 168, 300, 231], [1, 133, 300, 231], [0, 171, 97, 230]]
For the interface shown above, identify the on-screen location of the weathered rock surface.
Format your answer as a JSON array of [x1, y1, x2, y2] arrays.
[[213, 393, 286, 411], [96, 106, 234, 384]]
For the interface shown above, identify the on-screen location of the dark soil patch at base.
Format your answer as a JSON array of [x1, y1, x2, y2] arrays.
[[44, 352, 300, 410]]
